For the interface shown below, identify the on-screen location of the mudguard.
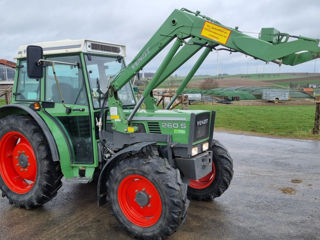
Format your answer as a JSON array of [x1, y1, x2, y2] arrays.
[[97, 141, 155, 206], [0, 104, 60, 162]]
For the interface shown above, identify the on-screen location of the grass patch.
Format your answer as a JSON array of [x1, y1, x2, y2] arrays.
[[188, 104, 320, 140], [0, 99, 5, 106]]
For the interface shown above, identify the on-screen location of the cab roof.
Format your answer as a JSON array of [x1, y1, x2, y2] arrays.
[[16, 39, 126, 59]]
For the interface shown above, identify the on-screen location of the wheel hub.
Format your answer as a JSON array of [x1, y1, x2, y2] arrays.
[[135, 190, 149, 207], [18, 153, 29, 169], [118, 174, 162, 227], [0, 131, 37, 194]]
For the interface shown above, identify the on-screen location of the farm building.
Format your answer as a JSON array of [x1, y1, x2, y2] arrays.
[[0, 59, 15, 89]]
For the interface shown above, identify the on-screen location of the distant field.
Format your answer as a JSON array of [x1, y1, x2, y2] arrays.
[[188, 104, 320, 140], [272, 79, 320, 88], [158, 73, 320, 89], [240, 73, 320, 82]]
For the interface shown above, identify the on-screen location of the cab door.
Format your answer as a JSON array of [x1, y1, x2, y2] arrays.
[[43, 55, 94, 164]]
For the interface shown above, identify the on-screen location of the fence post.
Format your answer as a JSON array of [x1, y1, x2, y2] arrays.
[[312, 96, 320, 134]]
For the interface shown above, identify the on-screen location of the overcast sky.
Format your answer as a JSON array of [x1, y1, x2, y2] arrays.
[[1, 0, 320, 75]]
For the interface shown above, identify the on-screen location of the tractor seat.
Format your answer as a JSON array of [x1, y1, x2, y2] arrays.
[[51, 83, 75, 104]]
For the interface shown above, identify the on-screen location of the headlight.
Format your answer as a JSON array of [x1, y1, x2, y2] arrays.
[[202, 142, 209, 151], [191, 146, 198, 156]]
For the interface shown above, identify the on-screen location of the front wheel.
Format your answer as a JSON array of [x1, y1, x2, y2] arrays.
[[188, 139, 233, 200], [107, 154, 188, 239]]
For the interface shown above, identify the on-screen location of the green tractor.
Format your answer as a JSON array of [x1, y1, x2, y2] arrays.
[[1, 8, 319, 239]]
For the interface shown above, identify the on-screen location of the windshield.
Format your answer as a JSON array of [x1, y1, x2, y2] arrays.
[[85, 54, 135, 108]]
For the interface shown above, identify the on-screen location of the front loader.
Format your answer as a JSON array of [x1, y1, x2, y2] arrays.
[[0, 8, 319, 239]]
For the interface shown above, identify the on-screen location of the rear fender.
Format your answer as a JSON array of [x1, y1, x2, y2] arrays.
[[97, 142, 155, 206], [0, 104, 74, 178], [0, 104, 59, 162]]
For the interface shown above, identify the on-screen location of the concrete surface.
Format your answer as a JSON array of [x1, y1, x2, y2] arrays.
[[0, 132, 319, 240]]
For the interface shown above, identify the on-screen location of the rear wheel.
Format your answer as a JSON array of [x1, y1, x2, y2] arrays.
[[107, 154, 188, 239], [188, 140, 233, 200], [0, 115, 62, 209]]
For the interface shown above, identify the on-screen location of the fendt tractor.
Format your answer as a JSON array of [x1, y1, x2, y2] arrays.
[[0, 8, 319, 239]]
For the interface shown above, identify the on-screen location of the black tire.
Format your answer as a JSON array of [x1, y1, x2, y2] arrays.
[[107, 153, 189, 240], [0, 114, 62, 209], [188, 139, 233, 200]]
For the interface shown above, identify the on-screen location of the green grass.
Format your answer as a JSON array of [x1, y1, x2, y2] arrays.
[[0, 99, 5, 106], [188, 104, 320, 140]]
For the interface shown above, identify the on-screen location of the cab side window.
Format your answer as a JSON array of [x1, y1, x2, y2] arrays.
[[45, 55, 88, 106], [16, 60, 40, 101]]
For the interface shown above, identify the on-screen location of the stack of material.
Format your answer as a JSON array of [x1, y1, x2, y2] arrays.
[[0, 87, 12, 104], [0, 59, 15, 91], [313, 96, 320, 134]]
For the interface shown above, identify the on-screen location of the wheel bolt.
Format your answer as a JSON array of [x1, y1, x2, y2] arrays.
[[142, 188, 146, 191], [15, 156, 18, 159], [149, 195, 152, 198], [16, 163, 19, 166], [22, 151, 25, 153], [135, 190, 138, 192], [18, 151, 20, 154], [148, 204, 151, 207], [20, 169, 23, 172], [25, 169, 28, 172], [28, 163, 30, 166]]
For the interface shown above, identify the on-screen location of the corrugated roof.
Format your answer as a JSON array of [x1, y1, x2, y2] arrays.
[[0, 59, 16, 68]]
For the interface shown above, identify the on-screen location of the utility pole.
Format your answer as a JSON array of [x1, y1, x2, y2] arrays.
[[313, 95, 320, 134]]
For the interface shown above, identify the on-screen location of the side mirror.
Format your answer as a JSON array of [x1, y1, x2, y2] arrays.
[[26, 45, 43, 79]]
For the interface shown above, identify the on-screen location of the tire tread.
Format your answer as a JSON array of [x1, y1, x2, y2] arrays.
[[107, 152, 188, 240], [0, 114, 62, 209]]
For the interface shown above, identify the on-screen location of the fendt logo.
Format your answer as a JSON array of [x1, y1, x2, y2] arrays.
[[197, 119, 208, 126]]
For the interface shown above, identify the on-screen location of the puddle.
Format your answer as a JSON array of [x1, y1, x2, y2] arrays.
[[279, 187, 296, 195], [291, 179, 303, 184]]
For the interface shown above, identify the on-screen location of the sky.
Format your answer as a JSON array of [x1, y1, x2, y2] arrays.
[[1, 0, 320, 76]]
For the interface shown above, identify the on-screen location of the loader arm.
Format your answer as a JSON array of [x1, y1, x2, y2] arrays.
[[107, 8, 320, 133]]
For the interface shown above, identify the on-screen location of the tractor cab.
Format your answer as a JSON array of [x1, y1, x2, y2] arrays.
[[14, 40, 135, 166]]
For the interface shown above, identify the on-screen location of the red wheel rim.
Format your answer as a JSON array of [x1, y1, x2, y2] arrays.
[[118, 174, 162, 227], [0, 131, 37, 194], [189, 162, 216, 189]]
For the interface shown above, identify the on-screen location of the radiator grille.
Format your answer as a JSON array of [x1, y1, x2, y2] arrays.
[[147, 122, 161, 134], [194, 112, 210, 141]]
